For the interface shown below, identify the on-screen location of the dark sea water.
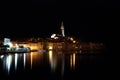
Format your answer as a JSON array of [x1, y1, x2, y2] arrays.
[[0, 50, 113, 80]]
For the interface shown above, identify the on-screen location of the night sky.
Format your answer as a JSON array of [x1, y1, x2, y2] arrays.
[[1, 0, 119, 44]]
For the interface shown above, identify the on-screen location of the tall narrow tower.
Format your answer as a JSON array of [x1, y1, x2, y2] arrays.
[[60, 21, 65, 37]]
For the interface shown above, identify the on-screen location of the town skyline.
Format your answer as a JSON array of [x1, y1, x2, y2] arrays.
[[1, 0, 119, 45]]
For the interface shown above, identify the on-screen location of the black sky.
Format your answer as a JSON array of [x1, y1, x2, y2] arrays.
[[1, 0, 119, 44]]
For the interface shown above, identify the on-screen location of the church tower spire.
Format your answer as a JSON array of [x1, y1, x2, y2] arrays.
[[60, 21, 65, 37]]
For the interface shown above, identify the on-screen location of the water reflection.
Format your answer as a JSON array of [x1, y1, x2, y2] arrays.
[[23, 53, 26, 69], [15, 53, 18, 70], [0, 51, 79, 75], [30, 52, 43, 69], [31, 52, 33, 69], [70, 53, 76, 69], [0, 50, 104, 78], [61, 53, 65, 76], [48, 50, 65, 75], [6, 55, 12, 74], [48, 50, 53, 70], [48, 50, 57, 72], [0, 53, 29, 75]]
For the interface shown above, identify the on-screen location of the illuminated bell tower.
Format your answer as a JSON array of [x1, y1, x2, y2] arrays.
[[60, 21, 65, 37]]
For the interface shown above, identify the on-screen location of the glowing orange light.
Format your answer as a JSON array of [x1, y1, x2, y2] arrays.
[[49, 46, 53, 50]]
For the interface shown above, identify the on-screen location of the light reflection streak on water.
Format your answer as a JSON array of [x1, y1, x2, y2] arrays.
[[6, 55, 12, 74], [23, 53, 26, 69], [31, 52, 33, 69], [70, 53, 76, 69], [2, 51, 79, 76], [73, 53, 75, 69], [49, 50, 54, 71], [61, 54, 65, 76], [70, 54, 72, 68], [15, 53, 18, 70]]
